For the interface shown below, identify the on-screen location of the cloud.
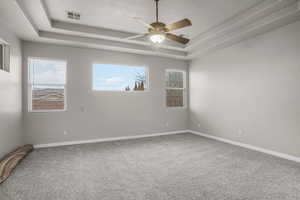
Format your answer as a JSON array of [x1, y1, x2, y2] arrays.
[[104, 77, 123, 85], [31, 59, 66, 84], [35, 71, 65, 83], [34, 70, 65, 84]]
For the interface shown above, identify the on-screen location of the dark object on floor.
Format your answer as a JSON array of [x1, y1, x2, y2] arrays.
[[0, 145, 33, 184]]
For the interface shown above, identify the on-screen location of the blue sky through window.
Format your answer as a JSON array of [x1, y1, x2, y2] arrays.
[[93, 64, 147, 91], [30, 58, 66, 85]]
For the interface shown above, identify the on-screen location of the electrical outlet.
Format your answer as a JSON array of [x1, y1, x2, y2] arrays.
[[63, 131, 68, 135], [197, 123, 201, 128], [165, 122, 169, 127]]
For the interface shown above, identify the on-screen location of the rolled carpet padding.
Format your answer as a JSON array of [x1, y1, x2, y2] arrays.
[[0, 145, 33, 184]]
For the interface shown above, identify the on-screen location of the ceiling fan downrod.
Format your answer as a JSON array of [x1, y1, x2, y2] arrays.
[[155, 0, 159, 22]]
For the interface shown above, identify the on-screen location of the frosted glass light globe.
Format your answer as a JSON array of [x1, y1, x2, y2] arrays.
[[150, 33, 166, 44]]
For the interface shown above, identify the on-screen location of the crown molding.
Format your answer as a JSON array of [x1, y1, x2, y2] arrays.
[[15, 0, 187, 60], [186, 0, 297, 51], [40, 0, 52, 27], [51, 20, 186, 52], [188, 0, 300, 59], [42, 0, 185, 51], [14, 0, 300, 60], [15, 0, 39, 35], [38, 31, 188, 60]]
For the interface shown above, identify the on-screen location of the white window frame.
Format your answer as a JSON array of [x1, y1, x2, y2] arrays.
[[0, 38, 10, 73], [165, 69, 187, 108], [28, 57, 67, 113], [0, 44, 3, 71], [92, 63, 150, 93]]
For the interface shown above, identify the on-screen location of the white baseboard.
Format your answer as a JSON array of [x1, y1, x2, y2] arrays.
[[34, 130, 189, 149], [189, 129, 300, 163], [34, 129, 300, 163]]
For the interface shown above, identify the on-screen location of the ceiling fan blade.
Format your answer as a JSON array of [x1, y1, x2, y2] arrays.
[[124, 34, 147, 40], [132, 17, 155, 29], [166, 18, 192, 31], [166, 33, 190, 44]]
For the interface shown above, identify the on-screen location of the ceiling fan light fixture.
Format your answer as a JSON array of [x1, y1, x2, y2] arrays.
[[126, 0, 192, 45], [150, 33, 165, 44]]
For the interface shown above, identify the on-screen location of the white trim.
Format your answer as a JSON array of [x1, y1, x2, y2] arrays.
[[34, 130, 300, 163], [38, 31, 187, 60], [15, 0, 300, 60], [0, 43, 3, 71], [0, 38, 9, 45], [188, 1, 300, 59], [0, 39, 10, 72], [189, 130, 300, 163], [91, 64, 150, 92], [15, 0, 39, 35], [187, 0, 299, 51], [165, 69, 187, 108], [27, 57, 67, 112], [34, 130, 188, 148], [40, 0, 52, 27]]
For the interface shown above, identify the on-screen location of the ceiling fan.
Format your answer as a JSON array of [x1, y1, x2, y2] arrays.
[[126, 0, 192, 45]]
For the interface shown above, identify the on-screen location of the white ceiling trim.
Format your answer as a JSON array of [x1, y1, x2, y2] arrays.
[[40, 0, 187, 52], [51, 20, 186, 52], [38, 31, 188, 60], [186, 0, 298, 51], [14, 0, 300, 60], [15, 0, 39, 36], [188, 0, 300, 59], [41, 0, 185, 51], [14, 0, 186, 60], [40, 0, 52, 27]]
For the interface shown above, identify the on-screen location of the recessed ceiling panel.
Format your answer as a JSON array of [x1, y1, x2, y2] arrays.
[[45, 0, 262, 38], [0, 0, 38, 40]]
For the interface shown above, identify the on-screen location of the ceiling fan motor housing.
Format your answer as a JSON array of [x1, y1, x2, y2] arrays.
[[149, 22, 168, 34], [127, 0, 191, 44]]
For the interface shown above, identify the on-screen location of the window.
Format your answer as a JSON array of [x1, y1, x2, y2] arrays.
[[28, 58, 67, 112], [93, 64, 148, 92], [165, 69, 186, 107], [0, 39, 10, 72]]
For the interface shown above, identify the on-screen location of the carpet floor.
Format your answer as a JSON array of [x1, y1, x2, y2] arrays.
[[1, 133, 300, 200]]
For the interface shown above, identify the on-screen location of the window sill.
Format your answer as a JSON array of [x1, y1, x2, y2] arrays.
[[28, 109, 67, 113], [91, 89, 150, 93], [167, 106, 187, 109]]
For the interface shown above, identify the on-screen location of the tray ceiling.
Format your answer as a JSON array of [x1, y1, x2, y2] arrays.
[[44, 0, 261, 38], [0, 0, 299, 60]]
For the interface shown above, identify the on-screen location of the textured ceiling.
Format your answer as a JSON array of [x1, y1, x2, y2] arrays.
[[45, 0, 262, 38], [1, 0, 299, 60]]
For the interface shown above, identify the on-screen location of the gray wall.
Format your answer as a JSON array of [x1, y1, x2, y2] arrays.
[[0, 22, 23, 158], [189, 21, 300, 157], [22, 42, 188, 145]]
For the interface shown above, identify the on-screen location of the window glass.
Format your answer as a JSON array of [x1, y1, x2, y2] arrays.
[[166, 71, 184, 88], [0, 43, 10, 72], [93, 64, 148, 91], [166, 70, 186, 107], [0, 45, 3, 70], [29, 58, 66, 111]]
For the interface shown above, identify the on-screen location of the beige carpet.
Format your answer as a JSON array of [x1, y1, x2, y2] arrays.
[[1, 133, 300, 200]]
